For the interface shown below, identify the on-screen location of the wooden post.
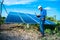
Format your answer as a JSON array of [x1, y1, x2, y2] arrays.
[[27, 24, 29, 28]]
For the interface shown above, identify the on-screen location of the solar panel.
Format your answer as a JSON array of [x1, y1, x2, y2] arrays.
[[5, 12, 55, 25], [5, 12, 23, 23]]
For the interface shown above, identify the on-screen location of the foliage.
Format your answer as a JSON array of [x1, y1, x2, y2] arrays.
[[56, 31, 60, 37], [46, 16, 55, 22], [0, 17, 5, 25], [45, 16, 60, 34], [45, 29, 52, 34]]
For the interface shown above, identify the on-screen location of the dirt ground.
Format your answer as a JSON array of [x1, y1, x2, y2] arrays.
[[0, 24, 60, 40]]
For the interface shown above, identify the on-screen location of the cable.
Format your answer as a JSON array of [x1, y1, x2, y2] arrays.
[[0, 0, 8, 14], [3, 4, 8, 14]]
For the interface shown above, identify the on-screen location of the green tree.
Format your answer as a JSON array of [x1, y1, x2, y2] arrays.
[[46, 16, 55, 22], [0, 17, 5, 25]]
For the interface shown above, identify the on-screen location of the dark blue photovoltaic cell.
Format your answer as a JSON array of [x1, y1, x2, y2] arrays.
[[26, 13, 55, 25], [5, 12, 23, 23], [5, 12, 55, 25], [27, 14, 40, 22], [19, 13, 37, 24]]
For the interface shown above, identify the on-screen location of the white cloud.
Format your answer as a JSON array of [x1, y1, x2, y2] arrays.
[[44, 7, 58, 17], [3, 0, 36, 5], [44, 0, 58, 1], [44, 7, 52, 10]]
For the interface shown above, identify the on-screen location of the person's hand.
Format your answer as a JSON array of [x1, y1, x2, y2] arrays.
[[36, 14, 41, 18], [42, 18, 44, 20]]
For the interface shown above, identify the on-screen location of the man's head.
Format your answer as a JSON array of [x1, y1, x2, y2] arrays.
[[38, 5, 42, 11]]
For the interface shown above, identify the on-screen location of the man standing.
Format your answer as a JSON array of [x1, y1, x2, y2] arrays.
[[37, 6, 47, 36]]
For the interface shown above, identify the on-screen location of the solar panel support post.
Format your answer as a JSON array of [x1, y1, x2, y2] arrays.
[[26, 24, 29, 28]]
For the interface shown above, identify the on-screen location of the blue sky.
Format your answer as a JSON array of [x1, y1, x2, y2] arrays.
[[1, 0, 60, 20]]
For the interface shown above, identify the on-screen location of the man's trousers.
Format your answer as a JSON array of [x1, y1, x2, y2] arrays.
[[39, 18, 45, 36]]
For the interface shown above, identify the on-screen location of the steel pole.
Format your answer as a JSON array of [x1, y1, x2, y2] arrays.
[[0, 2, 2, 25]]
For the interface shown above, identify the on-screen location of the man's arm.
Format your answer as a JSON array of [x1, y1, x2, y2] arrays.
[[42, 10, 47, 20], [43, 10, 47, 17]]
